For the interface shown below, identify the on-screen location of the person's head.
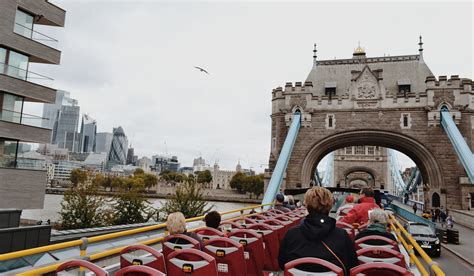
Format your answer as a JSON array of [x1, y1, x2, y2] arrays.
[[359, 187, 374, 199], [345, 195, 355, 203], [204, 211, 221, 229], [304, 186, 333, 215], [287, 195, 295, 205], [368, 209, 389, 225], [276, 194, 285, 204], [167, 212, 186, 234]]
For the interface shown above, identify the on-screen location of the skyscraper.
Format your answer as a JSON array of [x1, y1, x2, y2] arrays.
[[79, 114, 97, 153], [95, 132, 113, 154], [54, 103, 80, 151], [126, 147, 135, 165], [107, 127, 128, 168], [42, 90, 75, 130]]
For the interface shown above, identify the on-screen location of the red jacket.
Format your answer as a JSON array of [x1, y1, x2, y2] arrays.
[[339, 197, 380, 225]]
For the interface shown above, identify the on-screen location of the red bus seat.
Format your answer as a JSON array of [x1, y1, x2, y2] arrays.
[[196, 227, 225, 242], [350, 262, 414, 276], [263, 218, 287, 242], [284, 257, 344, 276], [56, 259, 108, 276], [232, 217, 257, 228], [203, 237, 246, 276], [115, 266, 166, 276], [120, 244, 166, 274], [355, 235, 399, 251], [267, 208, 286, 215], [167, 248, 218, 276], [335, 221, 355, 241], [248, 213, 270, 223], [162, 234, 201, 260], [247, 223, 280, 271], [356, 247, 406, 268], [274, 215, 298, 229], [227, 229, 264, 276], [219, 221, 244, 234]]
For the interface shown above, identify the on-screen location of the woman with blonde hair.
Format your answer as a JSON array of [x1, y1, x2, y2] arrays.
[[278, 187, 358, 275], [166, 212, 204, 248]]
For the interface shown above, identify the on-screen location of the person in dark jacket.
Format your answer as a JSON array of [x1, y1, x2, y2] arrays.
[[278, 187, 358, 275], [355, 209, 396, 244]]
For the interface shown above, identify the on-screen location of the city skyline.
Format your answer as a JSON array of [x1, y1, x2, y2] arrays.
[[28, 1, 472, 172]]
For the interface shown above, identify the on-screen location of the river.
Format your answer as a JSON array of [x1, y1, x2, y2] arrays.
[[21, 194, 252, 222]]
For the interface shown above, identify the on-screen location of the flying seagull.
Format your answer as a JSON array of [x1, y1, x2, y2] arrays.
[[194, 66, 209, 75]]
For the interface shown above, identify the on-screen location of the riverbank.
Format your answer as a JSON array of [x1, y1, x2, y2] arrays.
[[46, 187, 262, 204]]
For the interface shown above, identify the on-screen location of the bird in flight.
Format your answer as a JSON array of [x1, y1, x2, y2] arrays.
[[194, 66, 209, 75]]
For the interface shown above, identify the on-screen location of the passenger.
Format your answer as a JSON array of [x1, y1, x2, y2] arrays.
[[340, 187, 380, 225], [285, 195, 297, 210], [278, 187, 358, 275], [166, 212, 205, 248], [336, 195, 355, 219], [355, 209, 397, 244], [204, 210, 221, 229], [274, 194, 291, 213]]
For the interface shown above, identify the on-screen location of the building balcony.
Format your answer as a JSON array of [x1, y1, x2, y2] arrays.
[[0, 62, 56, 103], [18, 0, 66, 27], [0, 119, 52, 144], [0, 167, 47, 209], [14, 22, 59, 50]]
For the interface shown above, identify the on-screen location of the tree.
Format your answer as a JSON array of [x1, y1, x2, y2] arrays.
[[134, 168, 145, 176], [160, 171, 186, 186], [160, 181, 212, 218], [58, 184, 109, 230], [196, 170, 212, 185], [230, 172, 247, 193], [110, 187, 156, 225], [70, 169, 88, 187]]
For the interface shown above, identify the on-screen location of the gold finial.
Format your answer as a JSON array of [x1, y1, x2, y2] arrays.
[[354, 41, 365, 55]]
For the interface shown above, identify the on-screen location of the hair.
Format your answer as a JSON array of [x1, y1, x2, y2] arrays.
[[166, 212, 186, 234], [204, 211, 221, 229], [361, 187, 375, 197], [304, 186, 334, 215], [287, 195, 295, 205], [368, 209, 388, 224]]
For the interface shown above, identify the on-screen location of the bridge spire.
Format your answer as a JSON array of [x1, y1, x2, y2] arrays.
[[313, 43, 317, 67], [418, 35, 424, 62]]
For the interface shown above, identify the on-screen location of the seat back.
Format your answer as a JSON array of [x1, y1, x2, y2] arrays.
[[263, 218, 287, 242], [232, 217, 257, 228], [356, 247, 406, 268], [119, 244, 166, 274], [268, 208, 286, 215], [248, 214, 269, 223], [355, 235, 399, 251], [275, 215, 298, 228], [247, 223, 280, 271], [227, 229, 264, 276], [167, 248, 218, 276], [284, 257, 344, 276], [350, 262, 414, 276], [56, 259, 108, 276], [335, 221, 355, 241], [196, 227, 225, 242], [219, 221, 244, 234], [115, 266, 166, 276], [162, 234, 201, 260], [203, 237, 246, 276]]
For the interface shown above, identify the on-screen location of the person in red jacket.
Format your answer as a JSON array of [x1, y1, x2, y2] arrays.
[[339, 187, 380, 225]]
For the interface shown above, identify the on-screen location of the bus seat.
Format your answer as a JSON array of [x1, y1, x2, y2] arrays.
[[227, 229, 264, 276], [247, 223, 280, 271], [114, 265, 166, 276], [356, 247, 406, 268], [162, 233, 201, 260], [120, 244, 166, 274], [167, 248, 218, 276], [284, 257, 344, 276], [203, 236, 246, 276], [56, 259, 108, 276], [355, 235, 399, 251], [350, 262, 414, 276], [196, 227, 225, 242]]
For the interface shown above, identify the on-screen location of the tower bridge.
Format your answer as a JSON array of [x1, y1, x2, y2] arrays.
[[266, 41, 474, 210]]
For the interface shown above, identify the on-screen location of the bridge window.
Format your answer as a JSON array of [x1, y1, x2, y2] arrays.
[[345, 147, 353, 154], [271, 137, 276, 150], [400, 113, 412, 129], [355, 146, 365, 155], [324, 82, 337, 99], [398, 84, 411, 95], [325, 114, 335, 129], [367, 146, 375, 155]]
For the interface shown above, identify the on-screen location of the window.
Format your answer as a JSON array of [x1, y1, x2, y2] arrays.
[[403, 115, 408, 127], [345, 147, 353, 154], [355, 146, 365, 155], [325, 114, 335, 129], [0, 92, 24, 123], [328, 115, 333, 127], [271, 137, 276, 150], [401, 113, 412, 129], [398, 84, 411, 95], [0, 138, 19, 168], [14, 9, 34, 39], [0, 47, 30, 80], [325, 87, 336, 99], [367, 146, 375, 155]]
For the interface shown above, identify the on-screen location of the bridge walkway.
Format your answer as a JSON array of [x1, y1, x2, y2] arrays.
[[391, 200, 474, 266]]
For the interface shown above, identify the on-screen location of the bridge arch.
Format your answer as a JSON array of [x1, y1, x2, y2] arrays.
[[300, 130, 444, 193], [342, 166, 377, 187]]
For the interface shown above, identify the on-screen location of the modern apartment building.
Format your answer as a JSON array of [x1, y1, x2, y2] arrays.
[[0, 0, 66, 209]]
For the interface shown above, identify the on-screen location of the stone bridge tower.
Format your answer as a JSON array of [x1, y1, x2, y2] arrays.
[[268, 40, 473, 210]]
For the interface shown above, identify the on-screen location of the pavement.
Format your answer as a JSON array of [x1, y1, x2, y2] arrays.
[[391, 200, 474, 266]]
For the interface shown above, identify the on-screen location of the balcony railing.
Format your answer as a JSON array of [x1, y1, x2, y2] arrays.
[[14, 23, 59, 49], [0, 62, 54, 87], [0, 108, 51, 129]]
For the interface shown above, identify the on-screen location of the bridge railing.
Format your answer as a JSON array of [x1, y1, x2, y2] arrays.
[[0, 203, 273, 275]]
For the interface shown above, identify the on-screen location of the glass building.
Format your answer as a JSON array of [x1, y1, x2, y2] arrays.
[[79, 114, 97, 153], [107, 127, 128, 169]]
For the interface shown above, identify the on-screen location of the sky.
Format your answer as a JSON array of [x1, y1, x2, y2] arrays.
[[27, 0, 472, 172]]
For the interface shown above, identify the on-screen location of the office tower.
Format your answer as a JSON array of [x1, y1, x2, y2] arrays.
[[107, 127, 128, 168], [79, 114, 97, 153]]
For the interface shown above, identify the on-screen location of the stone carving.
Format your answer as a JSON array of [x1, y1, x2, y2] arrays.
[[357, 83, 377, 99]]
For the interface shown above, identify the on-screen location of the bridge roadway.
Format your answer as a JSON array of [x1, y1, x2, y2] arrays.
[[391, 201, 474, 275]]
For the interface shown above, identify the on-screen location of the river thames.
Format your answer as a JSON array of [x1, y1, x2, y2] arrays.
[[21, 194, 252, 222]]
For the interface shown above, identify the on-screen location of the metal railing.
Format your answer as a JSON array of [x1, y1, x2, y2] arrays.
[[14, 23, 59, 49], [0, 62, 54, 87], [389, 214, 445, 276], [0, 203, 273, 275], [0, 108, 51, 129]]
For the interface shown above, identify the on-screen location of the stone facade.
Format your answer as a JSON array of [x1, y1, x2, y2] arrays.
[[268, 44, 474, 210]]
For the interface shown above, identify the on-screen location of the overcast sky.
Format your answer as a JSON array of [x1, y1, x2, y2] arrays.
[[28, 0, 472, 171]]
